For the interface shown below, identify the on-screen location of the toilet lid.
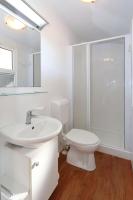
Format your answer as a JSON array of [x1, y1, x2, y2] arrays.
[[66, 129, 100, 145]]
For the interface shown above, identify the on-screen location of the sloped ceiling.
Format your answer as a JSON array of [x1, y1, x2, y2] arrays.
[[27, 0, 133, 43], [42, 0, 133, 43]]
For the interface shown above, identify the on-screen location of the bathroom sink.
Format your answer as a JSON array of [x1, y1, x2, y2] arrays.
[[0, 116, 62, 148]]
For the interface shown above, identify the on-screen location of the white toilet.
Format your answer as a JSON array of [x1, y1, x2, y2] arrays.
[[51, 99, 100, 171], [65, 129, 100, 171]]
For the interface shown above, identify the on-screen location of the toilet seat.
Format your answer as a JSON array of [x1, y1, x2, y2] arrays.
[[65, 129, 100, 146]]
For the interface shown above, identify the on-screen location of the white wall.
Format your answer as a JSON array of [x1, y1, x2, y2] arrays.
[[0, 1, 75, 130]]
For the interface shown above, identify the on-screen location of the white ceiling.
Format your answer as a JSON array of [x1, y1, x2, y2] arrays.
[[37, 0, 133, 43]]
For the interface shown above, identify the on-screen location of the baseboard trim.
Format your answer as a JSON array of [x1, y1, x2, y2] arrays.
[[98, 144, 133, 160]]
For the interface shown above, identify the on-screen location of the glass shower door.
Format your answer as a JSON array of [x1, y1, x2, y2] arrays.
[[90, 38, 125, 149]]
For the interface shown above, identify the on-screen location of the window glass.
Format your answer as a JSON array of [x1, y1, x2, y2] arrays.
[[0, 47, 13, 70]]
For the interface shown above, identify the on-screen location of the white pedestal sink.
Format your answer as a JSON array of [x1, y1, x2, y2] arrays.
[[0, 116, 62, 200], [0, 116, 62, 148]]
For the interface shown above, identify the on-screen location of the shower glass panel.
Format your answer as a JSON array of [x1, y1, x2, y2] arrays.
[[73, 45, 88, 130], [90, 38, 125, 149]]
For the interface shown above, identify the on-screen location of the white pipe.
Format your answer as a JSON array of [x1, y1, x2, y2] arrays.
[[86, 44, 90, 130]]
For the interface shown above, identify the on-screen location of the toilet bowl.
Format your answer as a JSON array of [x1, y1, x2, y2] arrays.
[[64, 129, 100, 171]]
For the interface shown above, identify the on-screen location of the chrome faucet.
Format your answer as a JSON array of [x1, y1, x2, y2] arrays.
[[26, 110, 33, 125], [26, 107, 44, 125]]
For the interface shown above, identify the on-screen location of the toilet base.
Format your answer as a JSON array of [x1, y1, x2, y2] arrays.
[[67, 146, 96, 171]]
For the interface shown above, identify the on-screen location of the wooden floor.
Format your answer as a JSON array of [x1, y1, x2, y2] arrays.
[[49, 152, 133, 200]]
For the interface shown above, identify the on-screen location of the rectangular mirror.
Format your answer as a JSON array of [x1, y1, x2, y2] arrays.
[[0, 7, 41, 88]]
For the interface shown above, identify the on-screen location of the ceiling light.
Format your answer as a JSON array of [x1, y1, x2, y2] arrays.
[[81, 0, 96, 3], [0, 0, 48, 30], [5, 15, 26, 30]]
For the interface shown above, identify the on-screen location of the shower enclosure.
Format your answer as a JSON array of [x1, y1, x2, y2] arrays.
[[72, 36, 131, 150]]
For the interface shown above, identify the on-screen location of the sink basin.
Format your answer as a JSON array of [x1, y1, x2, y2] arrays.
[[0, 116, 62, 148]]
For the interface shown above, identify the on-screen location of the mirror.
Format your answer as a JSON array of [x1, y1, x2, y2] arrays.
[[0, 7, 41, 88]]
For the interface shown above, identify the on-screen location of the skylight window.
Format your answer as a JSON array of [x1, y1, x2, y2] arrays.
[[0, 0, 48, 30]]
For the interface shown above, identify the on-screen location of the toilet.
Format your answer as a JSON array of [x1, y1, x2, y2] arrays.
[[51, 99, 100, 171], [65, 129, 100, 171]]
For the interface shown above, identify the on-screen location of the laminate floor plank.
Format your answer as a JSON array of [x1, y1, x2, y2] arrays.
[[49, 152, 133, 200]]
